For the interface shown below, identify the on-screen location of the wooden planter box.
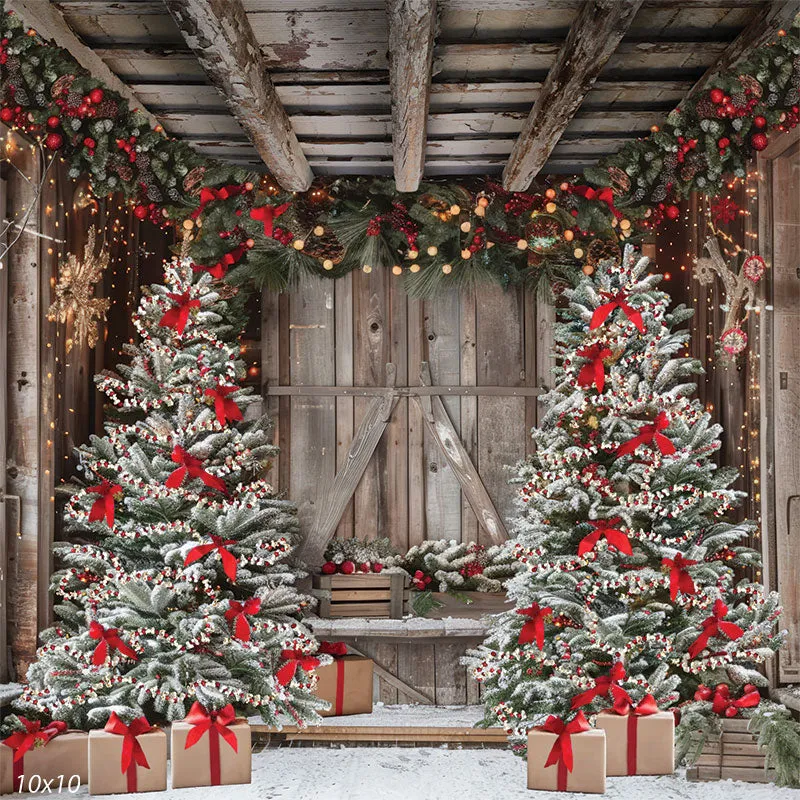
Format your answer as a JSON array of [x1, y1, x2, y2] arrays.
[[687, 718, 775, 783], [313, 573, 406, 619], [409, 591, 509, 619]]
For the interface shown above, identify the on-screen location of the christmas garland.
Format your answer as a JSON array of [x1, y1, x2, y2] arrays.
[[0, 6, 797, 295]]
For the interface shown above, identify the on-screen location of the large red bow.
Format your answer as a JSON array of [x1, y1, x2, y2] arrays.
[[250, 203, 290, 238], [86, 479, 122, 527], [2, 718, 67, 762], [688, 599, 744, 658], [193, 244, 247, 280], [184, 535, 238, 582], [183, 702, 238, 753], [276, 650, 321, 686], [710, 684, 761, 717], [159, 291, 200, 335], [205, 385, 243, 426], [89, 621, 138, 665], [572, 185, 622, 219], [661, 553, 697, 601], [576, 343, 612, 393], [104, 713, 153, 774], [191, 184, 246, 219], [571, 661, 631, 709], [318, 641, 348, 658], [590, 290, 645, 333], [538, 711, 591, 774], [517, 603, 552, 650], [224, 597, 261, 642], [166, 446, 228, 493], [616, 411, 675, 458], [578, 518, 632, 557], [609, 692, 660, 718]]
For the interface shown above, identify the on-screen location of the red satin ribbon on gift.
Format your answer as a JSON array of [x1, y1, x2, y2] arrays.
[[661, 553, 697, 601], [276, 650, 321, 686], [167, 446, 228, 494], [205, 386, 243, 426], [159, 291, 201, 335], [86, 479, 122, 527], [688, 599, 744, 658], [184, 702, 238, 786], [607, 693, 660, 775], [538, 711, 590, 791], [590, 290, 644, 333], [318, 641, 348, 658], [617, 411, 676, 458], [191, 185, 247, 219], [516, 603, 552, 649], [317, 642, 349, 714], [250, 203, 290, 238], [104, 713, 153, 793], [3, 718, 67, 790], [193, 244, 247, 280], [572, 185, 623, 219], [576, 343, 612, 393], [578, 518, 632, 557], [89, 621, 138, 665], [571, 662, 631, 709], [224, 597, 261, 641], [184, 535, 238, 582]]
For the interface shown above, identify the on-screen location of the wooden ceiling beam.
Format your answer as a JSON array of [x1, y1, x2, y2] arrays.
[[386, 0, 438, 193], [163, 0, 313, 191], [502, 0, 643, 191]]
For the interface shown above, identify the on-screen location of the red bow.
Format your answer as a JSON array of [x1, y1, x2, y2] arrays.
[[158, 291, 200, 335], [191, 184, 246, 219], [250, 203, 290, 238], [590, 290, 645, 333], [318, 641, 348, 658], [86, 479, 122, 527], [609, 692, 660, 717], [193, 244, 247, 280], [578, 518, 632, 557], [104, 713, 153, 775], [89, 621, 138, 665], [184, 535, 238, 582], [571, 662, 631, 709], [166, 446, 228, 493], [576, 343, 612, 393], [224, 597, 261, 641], [688, 600, 744, 658], [2, 718, 67, 762], [616, 411, 675, 458], [205, 385, 243, 426], [184, 702, 238, 753], [538, 711, 591, 774], [661, 553, 697, 601], [572, 185, 622, 219], [276, 650, 321, 686], [710, 684, 761, 717], [517, 603, 552, 650]]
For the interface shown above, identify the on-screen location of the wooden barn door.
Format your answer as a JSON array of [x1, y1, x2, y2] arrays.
[[261, 274, 554, 565], [758, 128, 800, 685]]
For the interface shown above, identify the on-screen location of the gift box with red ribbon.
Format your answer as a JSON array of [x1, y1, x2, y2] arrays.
[[1, 719, 87, 795], [313, 642, 373, 717], [595, 694, 675, 776], [171, 702, 251, 788], [526, 711, 606, 793], [88, 713, 166, 795]]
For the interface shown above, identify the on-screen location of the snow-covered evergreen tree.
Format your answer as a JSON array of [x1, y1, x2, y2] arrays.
[[468, 246, 794, 776], [14, 259, 327, 729]]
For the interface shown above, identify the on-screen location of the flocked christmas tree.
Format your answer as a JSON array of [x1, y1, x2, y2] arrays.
[[12, 258, 327, 729], [468, 246, 800, 784]]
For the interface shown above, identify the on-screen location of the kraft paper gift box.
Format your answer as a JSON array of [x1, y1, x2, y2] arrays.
[[527, 717, 606, 794], [88, 717, 166, 795], [1, 725, 87, 795], [595, 706, 675, 776], [314, 656, 373, 717], [171, 705, 251, 788]]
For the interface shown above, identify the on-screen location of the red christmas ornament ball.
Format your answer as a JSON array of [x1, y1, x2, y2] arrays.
[[321, 561, 337, 575], [0, 107, 13, 122], [753, 115, 767, 129], [717, 137, 730, 149], [751, 132, 768, 151], [340, 560, 356, 575], [372, 563, 384, 573], [709, 88, 725, 104], [133, 204, 149, 220], [88, 88, 104, 105], [358, 562, 371, 573], [665, 205, 680, 220], [46, 115, 60, 129], [44, 132, 62, 150]]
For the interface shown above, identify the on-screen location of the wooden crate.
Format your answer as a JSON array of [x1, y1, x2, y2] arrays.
[[686, 718, 776, 783], [411, 591, 509, 619], [313, 573, 406, 619]]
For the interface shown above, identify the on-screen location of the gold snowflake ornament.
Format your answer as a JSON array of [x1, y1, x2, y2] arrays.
[[47, 226, 111, 352]]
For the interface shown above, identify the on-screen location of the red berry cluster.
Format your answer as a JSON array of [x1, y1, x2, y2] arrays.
[[133, 201, 161, 225], [365, 204, 419, 249], [468, 225, 486, 253], [271, 227, 294, 246], [707, 86, 759, 120], [116, 134, 137, 163], [412, 569, 432, 590], [675, 135, 698, 162]]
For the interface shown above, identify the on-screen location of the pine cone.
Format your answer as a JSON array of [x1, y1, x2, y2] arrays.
[[183, 166, 206, 194], [607, 166, 631, 194], [50, 74, 75, 99], [303, 229, 345, 264], [586, 238, 621, 269]]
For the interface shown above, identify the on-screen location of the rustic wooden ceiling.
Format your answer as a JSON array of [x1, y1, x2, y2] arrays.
[[25, 1, 800, 190]]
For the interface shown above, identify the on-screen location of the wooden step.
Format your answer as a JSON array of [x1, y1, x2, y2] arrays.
[[252, 724, 507, 747]]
